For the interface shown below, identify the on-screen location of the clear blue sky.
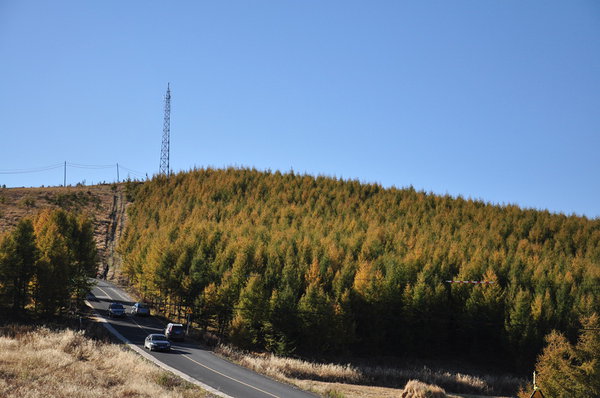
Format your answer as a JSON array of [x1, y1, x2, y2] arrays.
[[1, 1, 599, 218]]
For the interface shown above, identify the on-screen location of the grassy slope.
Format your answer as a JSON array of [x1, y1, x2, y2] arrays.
[[0, 325, 211, 398]]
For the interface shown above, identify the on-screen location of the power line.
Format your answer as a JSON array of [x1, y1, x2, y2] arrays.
[[68, 163, 115, 169], [0, 162, 149, 182], [0, 163, 63, 174], [119, 165, 146, 178]]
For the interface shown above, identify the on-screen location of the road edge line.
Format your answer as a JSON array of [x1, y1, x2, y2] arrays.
[[85, 300, 233, 398]]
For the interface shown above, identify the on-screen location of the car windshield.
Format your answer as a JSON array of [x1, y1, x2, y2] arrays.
[[151, 334, 168, 341], [110, 303, 123, 309], [137, 303, 148, 308], [171, 325, 184, 332]]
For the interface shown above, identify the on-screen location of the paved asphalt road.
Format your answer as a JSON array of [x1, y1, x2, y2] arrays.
[[87, 279, 317, 398]]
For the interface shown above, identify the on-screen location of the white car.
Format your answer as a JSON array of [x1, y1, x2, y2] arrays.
[[144, 334, 171, 352], [164, 323, 185, 341]]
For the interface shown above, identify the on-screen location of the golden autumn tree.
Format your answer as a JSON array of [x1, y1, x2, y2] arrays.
[[32, 209, 97, 314], [528, 314, 600, 398]]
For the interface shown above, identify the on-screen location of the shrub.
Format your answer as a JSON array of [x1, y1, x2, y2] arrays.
[[155, 373, 183, 389], [325, 389, 346, 398], [18, 197, 35, 208]]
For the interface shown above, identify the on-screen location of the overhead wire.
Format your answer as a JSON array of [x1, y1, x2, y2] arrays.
[[68, 162, 115, 169], [0, 161, 149, 180], [0, 163, 64, 174], [119, 164, 146, 178]]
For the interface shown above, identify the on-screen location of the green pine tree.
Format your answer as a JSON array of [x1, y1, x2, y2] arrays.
[[0, 219, 38, 314]]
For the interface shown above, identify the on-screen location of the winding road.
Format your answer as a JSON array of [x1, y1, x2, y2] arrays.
[[87, 279, 317, 398]]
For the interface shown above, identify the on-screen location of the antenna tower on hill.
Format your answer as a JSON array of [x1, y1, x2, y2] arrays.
[[159, 83, 171, 176]]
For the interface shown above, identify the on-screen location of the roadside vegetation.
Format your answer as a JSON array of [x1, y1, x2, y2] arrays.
[[401, 380, 447, 398], [0, 208, 98, 316], [216, 344, 522, 397], [118, 167, 599, 376], [0, 324, 210, 398]]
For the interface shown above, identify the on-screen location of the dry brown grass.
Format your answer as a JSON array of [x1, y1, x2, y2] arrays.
[[217, 345, 362, 384], [0, 326, 211, 398], [215, 345, 523, 397], [401, 380, 447, 398], [296, 379, 409, 398], [354, 364, 522, 395]]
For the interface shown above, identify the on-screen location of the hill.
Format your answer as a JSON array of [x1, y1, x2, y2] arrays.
[[117, 168, 599, 370], [0, 184, 127, 278]]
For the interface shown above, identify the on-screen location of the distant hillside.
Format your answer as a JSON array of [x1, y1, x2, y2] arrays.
[[0, 184, 127, 276], [115, 168, 597, 369]]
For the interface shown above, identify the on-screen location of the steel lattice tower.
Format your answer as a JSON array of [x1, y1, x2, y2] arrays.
[[159, 83, 171, 176]]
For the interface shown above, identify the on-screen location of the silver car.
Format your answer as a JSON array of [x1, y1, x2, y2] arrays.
[[144, 334, 171, 352], [131, 302, 150, 316], [108, 302, 125, 318]]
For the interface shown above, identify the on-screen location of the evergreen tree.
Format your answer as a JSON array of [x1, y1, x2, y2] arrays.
[[230, 274, 269, 348], [0, 219, 38, 313], [264, 286, 299, 356], [33, 209, 74, 313], [533, 314, 600, 398], [298, 281, 336, 354], [32, 209, 97, 314]]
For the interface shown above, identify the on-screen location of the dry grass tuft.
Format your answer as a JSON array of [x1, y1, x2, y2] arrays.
[[0, 326, 209, 398], [401, 379, 447, 398]]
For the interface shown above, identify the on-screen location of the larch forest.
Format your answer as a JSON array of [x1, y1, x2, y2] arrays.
[[117, 168, 599, 371]]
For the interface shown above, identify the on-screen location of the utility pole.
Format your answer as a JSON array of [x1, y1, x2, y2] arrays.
[[116, 163, 120, 182], [159, 83, 171, 176], [64, 161, 67, 187]]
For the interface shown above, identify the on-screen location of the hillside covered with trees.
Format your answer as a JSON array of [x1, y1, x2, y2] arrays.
[[118, 168, 599, 370]]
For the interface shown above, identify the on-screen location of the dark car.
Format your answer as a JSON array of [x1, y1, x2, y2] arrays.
[[164, 323, 185, 341], [144, 334, 171, 352], [108, 302, 125, 318], [131, 302, 150, 316]]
